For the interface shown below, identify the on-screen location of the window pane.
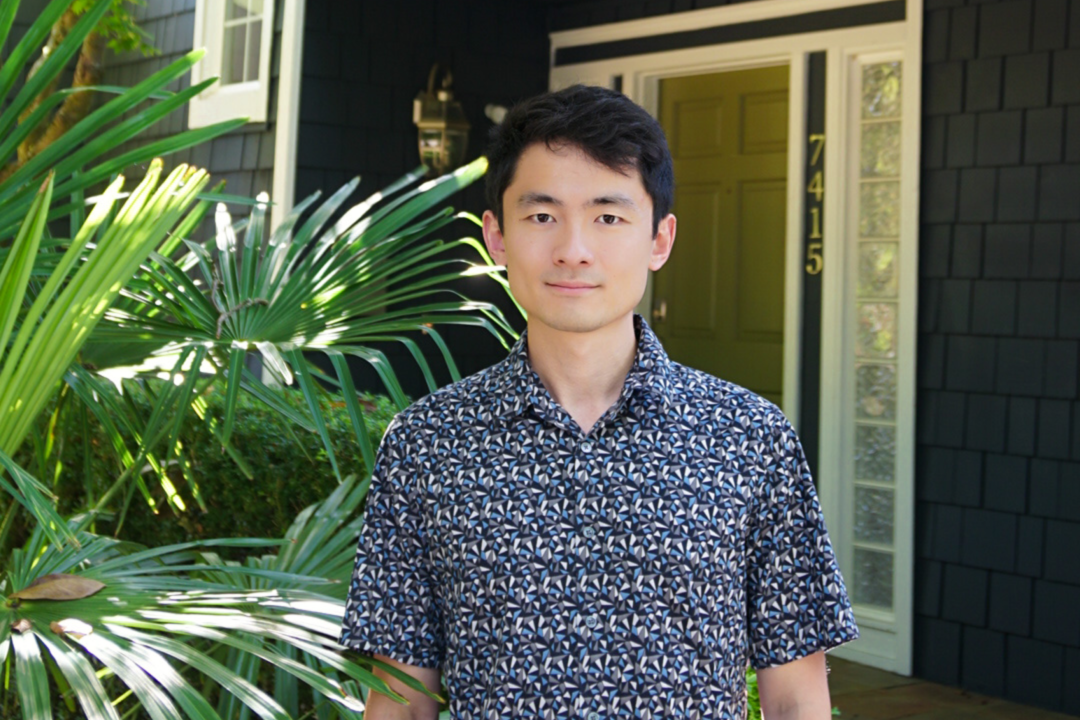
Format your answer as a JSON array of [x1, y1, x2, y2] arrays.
[[855, 423, 896, 483], [223, 24, 246, 85], [862, 62, 902, 119], [857, 242, 899, 298], [859, 181, 900, 237], [248, 0, 264, 15], [246, 20, 262, 82], [861, 121, 901, 178], [855, 486, 894, 545], [856, 302, 898, 359], [853, 547, 893, 609], [856, 363, 897, 421], [227, 0, 247, 20]]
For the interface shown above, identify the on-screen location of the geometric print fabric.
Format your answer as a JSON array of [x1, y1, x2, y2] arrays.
[[340, 314, 859, 719]]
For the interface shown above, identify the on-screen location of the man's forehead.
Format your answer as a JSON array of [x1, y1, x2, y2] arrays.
[[527, 139, 636, 175], [508, 142, 649, 202]]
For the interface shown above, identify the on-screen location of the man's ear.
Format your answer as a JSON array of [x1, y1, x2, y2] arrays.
[[482, 210, 508, 266], [648, 213, 676, 271]]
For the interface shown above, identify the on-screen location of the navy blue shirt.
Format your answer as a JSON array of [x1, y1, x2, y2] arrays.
[[340, 315, 858, 718]]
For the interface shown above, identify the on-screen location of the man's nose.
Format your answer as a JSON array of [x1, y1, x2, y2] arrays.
[[553, 224, 593, 265]]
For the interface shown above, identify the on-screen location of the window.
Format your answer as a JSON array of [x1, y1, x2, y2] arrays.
[[189, 0, 275, 128], [845, 57, 906, 618]]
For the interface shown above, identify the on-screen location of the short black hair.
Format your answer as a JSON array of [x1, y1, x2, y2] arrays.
[[484, 84, 674, 236]]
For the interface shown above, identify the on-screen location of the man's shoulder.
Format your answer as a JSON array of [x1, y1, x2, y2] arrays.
[[382, 359, 511, 439], [665, 361, 790, 436], [667, 361, 782, 415]]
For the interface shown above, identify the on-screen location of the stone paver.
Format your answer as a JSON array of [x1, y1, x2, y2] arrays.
[[824, 657, 1077, 720]]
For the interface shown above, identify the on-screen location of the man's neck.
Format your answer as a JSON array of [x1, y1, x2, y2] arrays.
[[525, 314, 638, 436]]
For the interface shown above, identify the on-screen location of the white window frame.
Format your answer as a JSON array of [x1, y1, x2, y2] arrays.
[[189, 0, 276, 128], [550, 0, 923, 676]]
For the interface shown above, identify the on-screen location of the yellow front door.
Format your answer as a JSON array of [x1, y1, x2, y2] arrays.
[[654, 65, 790, 406]]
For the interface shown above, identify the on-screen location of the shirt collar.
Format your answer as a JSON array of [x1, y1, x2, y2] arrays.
[[487, 313, 674, 425]]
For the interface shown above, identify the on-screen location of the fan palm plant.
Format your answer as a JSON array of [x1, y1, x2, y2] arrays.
[[2, 2, 518, 716], [0, 165, 500, 717], [0, 161, 211, 551], [75, 158, 516, 516], [0, 502, 437, 719], [0, 0, 248, 532], [0, 156, 380, 720]]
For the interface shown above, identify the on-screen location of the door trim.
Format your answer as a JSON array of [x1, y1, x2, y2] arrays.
[[270, 0, 306, 233], [549, 0, 923, 676], [548, 0, 903, 51]]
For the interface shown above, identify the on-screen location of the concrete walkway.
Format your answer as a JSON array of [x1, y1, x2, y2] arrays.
[[826, 657, 1077, 720]]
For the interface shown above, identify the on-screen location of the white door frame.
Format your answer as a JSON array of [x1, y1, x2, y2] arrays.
[[549, 0, 923, 676], [270, 0, 307, 232]]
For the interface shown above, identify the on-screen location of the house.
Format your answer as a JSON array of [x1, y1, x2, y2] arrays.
[[21, 0, 1080, 713]]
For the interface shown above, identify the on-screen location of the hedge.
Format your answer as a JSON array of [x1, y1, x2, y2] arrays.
[[51, 379, 398, 548]]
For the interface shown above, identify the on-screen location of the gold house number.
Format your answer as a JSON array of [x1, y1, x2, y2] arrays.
[[806, 133, 825, 275]]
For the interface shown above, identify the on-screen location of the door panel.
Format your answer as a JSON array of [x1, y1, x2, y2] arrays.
[[742, 90, 788, 154], [736, 179, 786, 342], [655, 65, 790, 407], [668, 187, 721, 336]]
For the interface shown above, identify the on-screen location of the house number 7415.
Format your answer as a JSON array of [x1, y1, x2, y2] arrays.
[[805, 133, 825, 275]]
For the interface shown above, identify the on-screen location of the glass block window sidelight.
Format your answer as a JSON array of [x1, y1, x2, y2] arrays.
[[850, 60, 902, 612]]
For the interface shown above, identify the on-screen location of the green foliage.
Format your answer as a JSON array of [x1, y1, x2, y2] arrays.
[[747, 666, 761, 720], [50, 380, 398, 547], [0, 499, 427, 720], [0, 0, 246, 243], [78, 158, 515, 512], [71, 0, 158, 56], [0, 2, 518, 716]]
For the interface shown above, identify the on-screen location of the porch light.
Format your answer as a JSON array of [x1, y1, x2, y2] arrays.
[[413, 64, 470, 176]]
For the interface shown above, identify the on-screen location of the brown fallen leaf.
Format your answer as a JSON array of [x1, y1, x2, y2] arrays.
[[12, 619, 31, 633], [10, 574, 105, 602]]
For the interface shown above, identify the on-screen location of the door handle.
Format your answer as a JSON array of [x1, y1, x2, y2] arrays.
[[652, 299, 667, 323]]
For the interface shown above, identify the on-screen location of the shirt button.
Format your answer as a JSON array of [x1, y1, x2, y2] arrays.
[[585, 614, 599, 629], [586, 712, 600, 720], [583, 526, 596, 539], [581, 441, 594, 453]]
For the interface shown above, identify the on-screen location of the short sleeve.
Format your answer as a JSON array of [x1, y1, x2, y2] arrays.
[[746, 413, 859, 670], [339, 417, 444, 668]]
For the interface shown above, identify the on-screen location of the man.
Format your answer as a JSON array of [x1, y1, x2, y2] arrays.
[[340, 84, 859, 719]]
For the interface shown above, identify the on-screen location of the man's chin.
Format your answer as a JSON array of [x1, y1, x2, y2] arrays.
[[528, 307, 633, 335]]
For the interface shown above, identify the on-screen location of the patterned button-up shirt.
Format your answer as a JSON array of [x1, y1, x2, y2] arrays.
[[340, 315, 859, 719]]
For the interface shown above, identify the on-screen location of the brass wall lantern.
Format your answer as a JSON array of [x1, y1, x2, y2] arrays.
[[413, 64, 470, 176]]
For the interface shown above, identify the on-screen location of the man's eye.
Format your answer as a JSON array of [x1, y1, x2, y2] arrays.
[[598, 214, 621, 225], [532, 213, 554, 223]]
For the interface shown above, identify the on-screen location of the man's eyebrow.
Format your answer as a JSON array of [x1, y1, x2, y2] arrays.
[[588, 193, 638, 209], [517, 192, 563, 207]]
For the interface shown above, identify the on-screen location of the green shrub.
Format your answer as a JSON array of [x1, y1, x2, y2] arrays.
[[53, 379, 398, 547]]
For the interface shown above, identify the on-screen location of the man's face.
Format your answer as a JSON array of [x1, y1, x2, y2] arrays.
[[482, 142, 676, 336]]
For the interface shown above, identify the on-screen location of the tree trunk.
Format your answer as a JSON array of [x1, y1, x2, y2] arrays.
[[0, 9, 106, 184]]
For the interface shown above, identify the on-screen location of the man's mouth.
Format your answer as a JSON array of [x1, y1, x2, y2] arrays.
[[546, 281, 598, 289]]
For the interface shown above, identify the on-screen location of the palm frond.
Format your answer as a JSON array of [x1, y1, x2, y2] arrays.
[[90, 157, 519, 486], [0, 512, 410, 720]]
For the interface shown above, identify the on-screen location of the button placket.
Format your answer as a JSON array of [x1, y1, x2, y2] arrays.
[[574, 439, 597, 547]]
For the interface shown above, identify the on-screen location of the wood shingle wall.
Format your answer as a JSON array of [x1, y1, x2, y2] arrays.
[[916, 0, 1080, 713]]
